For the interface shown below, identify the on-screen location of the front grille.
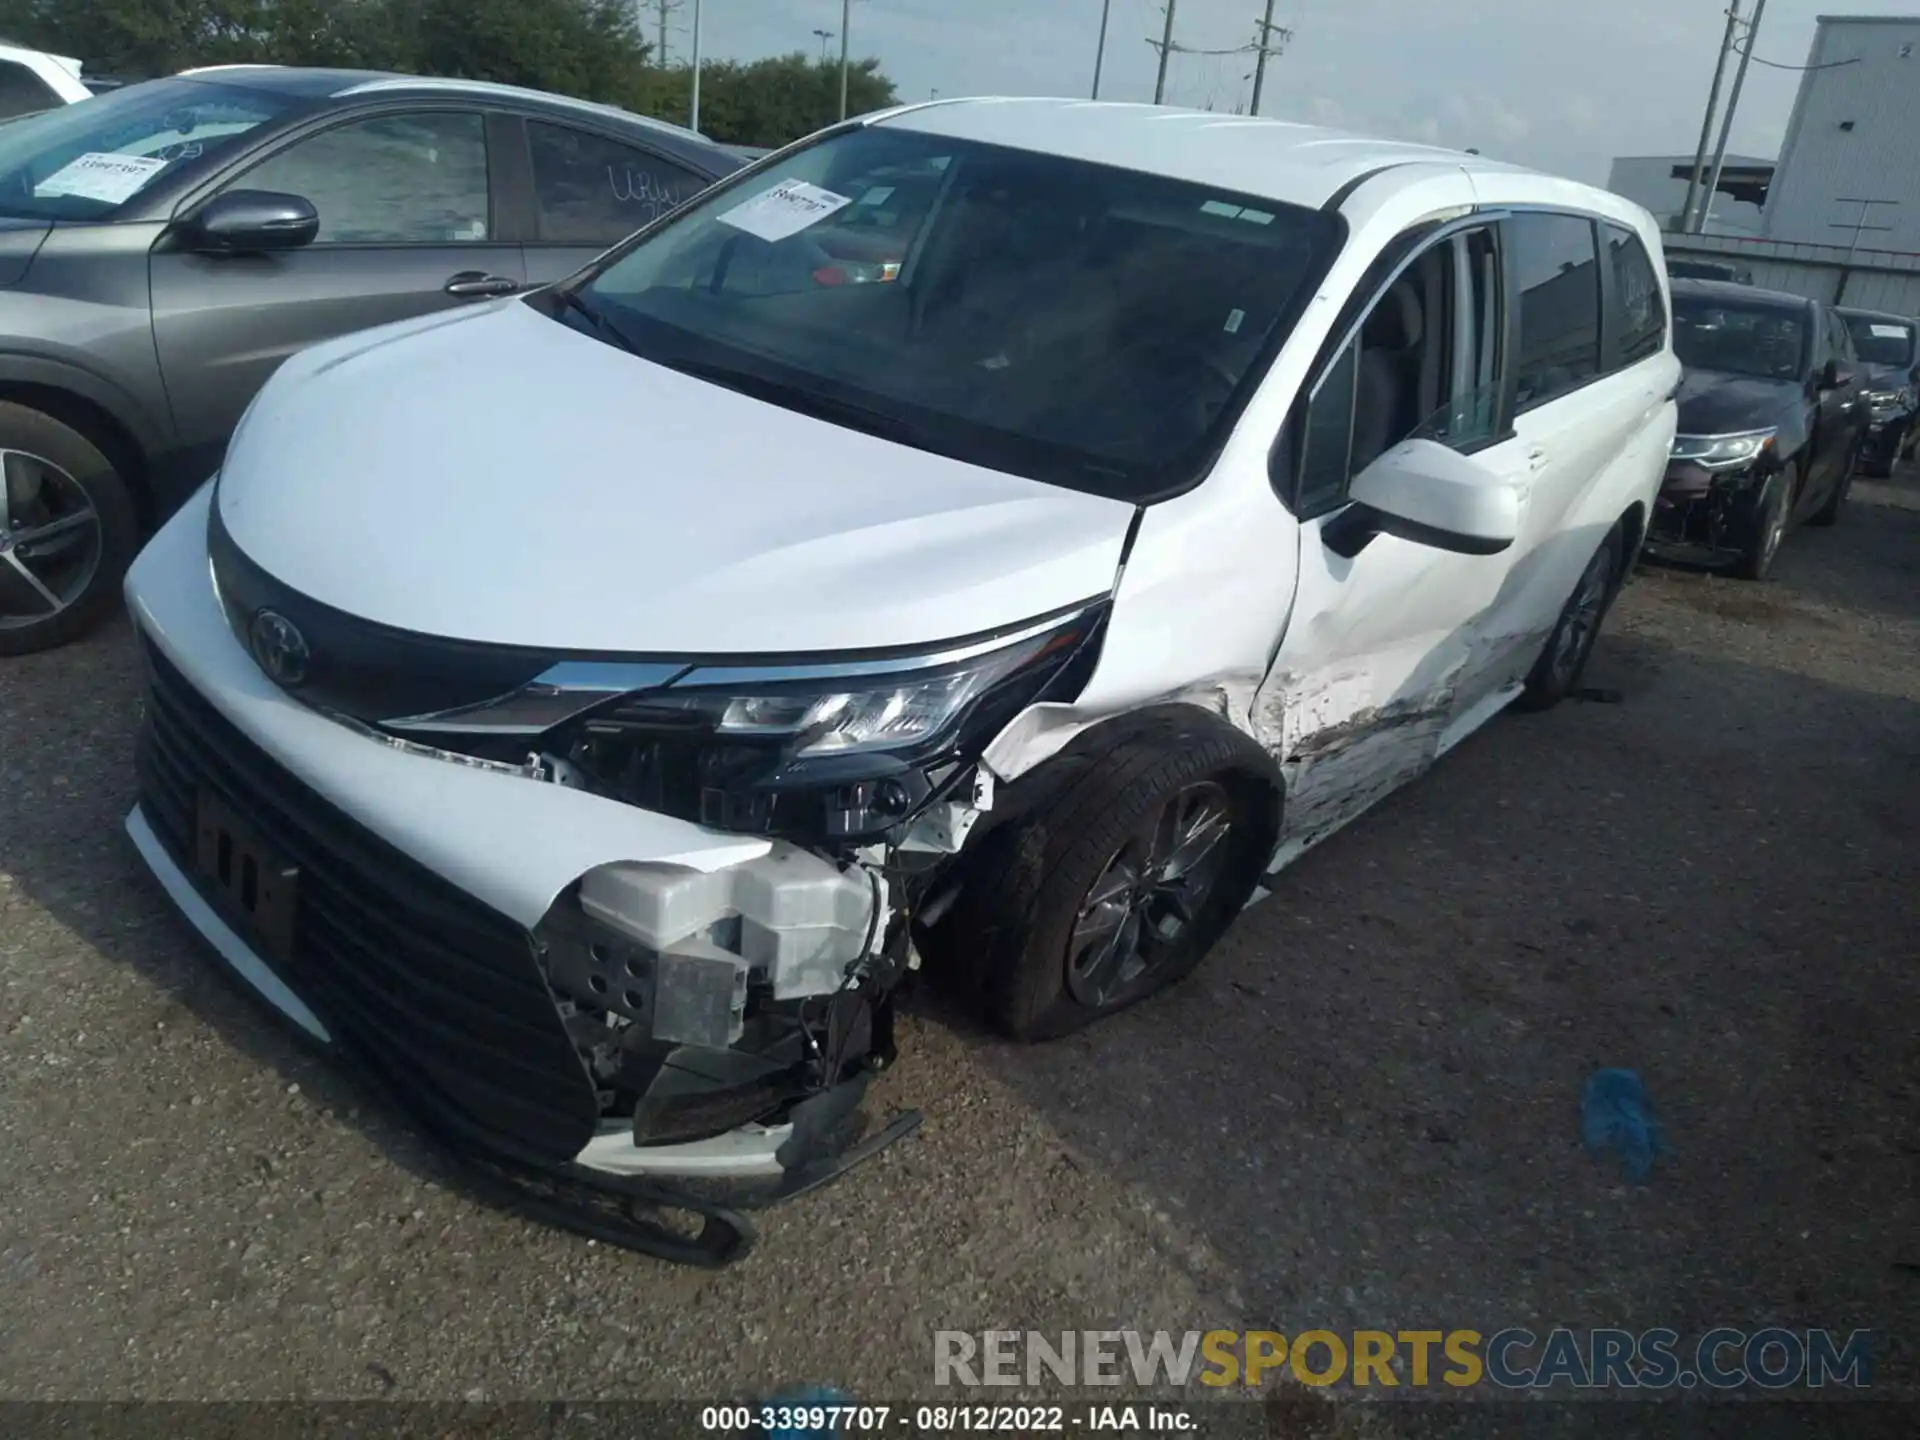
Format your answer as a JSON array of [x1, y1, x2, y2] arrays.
[[134, 638, 601, 1166]]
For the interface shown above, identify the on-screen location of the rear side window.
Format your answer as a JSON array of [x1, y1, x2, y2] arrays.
[[1604, 223, 1665, 367], [1506, 212, 1600, 410], [528, 120, 707, 246], [0, 60, 62, 121]]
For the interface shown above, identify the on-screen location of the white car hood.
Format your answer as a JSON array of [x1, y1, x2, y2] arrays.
[[216, 301, 1135, 654]]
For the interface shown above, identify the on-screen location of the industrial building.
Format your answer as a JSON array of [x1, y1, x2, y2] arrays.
[[1611, 13, 1920, 314], [1605, 154, 1770, 236], [1762, 14, 1920, 251]]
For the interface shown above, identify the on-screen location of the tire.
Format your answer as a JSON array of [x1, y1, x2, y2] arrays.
[[0, 402, 139, 656], [1807, 443, 1857, 527], [1515, 525, 1622, 712], [951, 720, 1276, 1042], [1732, 462, 1795, 580]]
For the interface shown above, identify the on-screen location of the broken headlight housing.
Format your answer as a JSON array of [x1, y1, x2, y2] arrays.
[[556, 604, 1107, 845]]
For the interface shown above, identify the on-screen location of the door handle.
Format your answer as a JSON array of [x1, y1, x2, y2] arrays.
[[1526, 446, 1549, 473], [444, 271, 519, 298]]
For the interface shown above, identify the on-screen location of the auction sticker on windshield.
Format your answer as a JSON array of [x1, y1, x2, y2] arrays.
[[33, 152, 170, 204], [1870, 324, 1910, 339], [717, 178, 854, 242]]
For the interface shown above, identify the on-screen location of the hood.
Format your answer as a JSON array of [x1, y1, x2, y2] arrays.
[[0, 217, 52, 289], [1858, 360, 1915, 394], [1675, 367, 1801, 437], [217, 300, 1136, 655]]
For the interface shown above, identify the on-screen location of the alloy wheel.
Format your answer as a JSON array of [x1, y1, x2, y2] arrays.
[[0, 449, 103, 630], [1548, 540, 1617, 686], [1760, 473, 1790, 571], [1065, 781, 1235, 1009]]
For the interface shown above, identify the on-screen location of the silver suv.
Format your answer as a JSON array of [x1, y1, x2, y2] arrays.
[[0, 65, 740, 654]]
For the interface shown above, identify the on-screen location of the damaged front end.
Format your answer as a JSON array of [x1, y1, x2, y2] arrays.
[[354, 603, 1110, 1251]]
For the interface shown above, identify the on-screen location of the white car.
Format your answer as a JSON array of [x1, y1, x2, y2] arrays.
[[123, 98, 1679, 1263], [0, 40, 92, 120]]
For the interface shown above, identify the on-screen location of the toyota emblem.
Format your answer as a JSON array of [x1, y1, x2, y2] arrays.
[[249, 609, 310, 686]]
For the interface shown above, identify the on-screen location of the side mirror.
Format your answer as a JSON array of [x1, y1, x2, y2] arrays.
[[182, 189, 319, 254], [1818, 357, 1844, 391], [1339, 438, 1520, 557]]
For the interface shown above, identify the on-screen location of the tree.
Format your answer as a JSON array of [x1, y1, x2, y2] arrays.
[[0, 4, 898, 148], [0, 0, 652, 100], [643, 53, 897, 146]]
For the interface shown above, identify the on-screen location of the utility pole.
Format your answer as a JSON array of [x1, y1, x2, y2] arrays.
[[1092, 0, 1112, 100], [1702, 0, 1767, 231], [648, 0, 681, 65], [1152, 0, 1178, 105], [838, 0, 853, 121], [1682, 1, 1742, 235], [689, 0, 702, 133], [1249, 0, 1291, 118]]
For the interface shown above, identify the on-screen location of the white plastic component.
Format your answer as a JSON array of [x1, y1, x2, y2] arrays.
[[575, 1121, 790, 1179], [579, 844, 877, 1003]]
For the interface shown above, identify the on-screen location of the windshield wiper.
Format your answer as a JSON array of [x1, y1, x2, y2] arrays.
[[554, 288, 642, 356], [653, 356, 940, 449]]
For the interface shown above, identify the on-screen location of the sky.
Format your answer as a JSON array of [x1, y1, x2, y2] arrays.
[[656, 0, 1920, 184]]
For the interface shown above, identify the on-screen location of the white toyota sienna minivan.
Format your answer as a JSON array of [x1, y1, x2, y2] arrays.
[[123, 98, 1679, 1263]]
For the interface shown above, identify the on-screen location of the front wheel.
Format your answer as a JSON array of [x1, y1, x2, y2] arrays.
[[0, 402, 139, 655], [954, 724, 1275, 1041], [1515, 526, 1621, 712], [1807, 442, 1858, 526], [1732, 463, 1794, 580]]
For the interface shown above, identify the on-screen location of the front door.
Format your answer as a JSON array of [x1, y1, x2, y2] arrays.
[[1257, 218, 1525, 859], [149, 107, 524, 477]]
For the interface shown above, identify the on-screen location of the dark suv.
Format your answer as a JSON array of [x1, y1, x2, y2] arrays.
[[0, 65, 743, 653], [1648, 279, 1868, 580], [1834, 306, 1919, 476]]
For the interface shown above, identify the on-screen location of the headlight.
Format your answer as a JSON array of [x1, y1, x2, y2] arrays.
[[558, 605, 1108, 842], [650, 647, 1041, 757], [1669, 429, 1776, 469], [1861, 388, 1909, 410]]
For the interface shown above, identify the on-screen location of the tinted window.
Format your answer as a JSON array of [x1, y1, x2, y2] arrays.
[[528, 120, 706, 245], [1507, 213, 1600, 409], [0, 61, 62, 121], [559, 126, 1340, 500], [1605, 224, 1664, 367], [238, 111, 490, 244], [1841, 313, 1917, 367], [1671, 296, 1807, 382], [0, 76, 301, 221]]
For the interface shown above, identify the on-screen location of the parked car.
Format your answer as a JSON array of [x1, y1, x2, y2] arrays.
[[123, 99, 1678, 1261], [1667, 257, 1751, 284], [0, 65, 743, 654], [0, 39, 91, 121], [1834, 305, 1919, 475], [1648, 279, 1868, 579]]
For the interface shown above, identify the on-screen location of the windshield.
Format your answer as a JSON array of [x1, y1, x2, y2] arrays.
[[548, 125, 1342, 498], [1672, 296, 1807, 382], [0, 77, 304, 221], [1840, 313, 1916, 369]]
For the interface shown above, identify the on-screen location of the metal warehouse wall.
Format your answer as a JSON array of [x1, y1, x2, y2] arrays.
[[1763, 16, 1920, 251], [1663, 231, 1920, 316]]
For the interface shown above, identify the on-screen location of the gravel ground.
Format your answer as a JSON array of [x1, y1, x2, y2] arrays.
[[2, 469, 1915, 1422]]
